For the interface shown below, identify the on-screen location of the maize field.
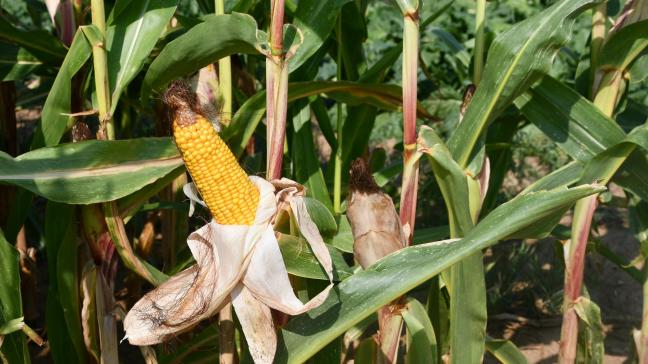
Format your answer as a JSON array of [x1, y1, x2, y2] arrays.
[[0, 0, 647, 363]]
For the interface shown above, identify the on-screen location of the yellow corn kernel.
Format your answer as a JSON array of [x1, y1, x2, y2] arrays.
[[173, 115, 259, 225]]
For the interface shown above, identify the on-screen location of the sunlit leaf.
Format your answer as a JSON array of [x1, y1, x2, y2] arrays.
[[106, 0, 178, 113], [447, 0, 600, 167], [276, 184, 603, 363], [0, 138, 183, 204], [141, 13, 263, 101]]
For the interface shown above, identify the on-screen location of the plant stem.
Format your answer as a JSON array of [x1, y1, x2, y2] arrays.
[[213, 4, 236, 356], [215, 0, 232, 126], [399, 12, 420, 244], [593, 71, 625, 116], [89, 4, 121, 359], [590, 3, 607, 97], [90, 0, 112, 140], [333, 15, 343, 214], [266, 0, 287, 180], [104, 202, 165, 286], [270, 0, 284, 56], [558, 195, 597, 363], [641, 263, 648, 364], [219, 303, 238, 364], [473, 0, 486, 85], [558, 32, 630, 360]]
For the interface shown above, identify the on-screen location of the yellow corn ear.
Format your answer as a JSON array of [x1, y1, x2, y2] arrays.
[[173, 115, 259, 225]]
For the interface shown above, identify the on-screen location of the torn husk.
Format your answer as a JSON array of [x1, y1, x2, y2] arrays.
[[347, 158, 406, 269]]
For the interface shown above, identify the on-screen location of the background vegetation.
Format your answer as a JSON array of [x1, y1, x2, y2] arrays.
[[0, 0, 647, 362]]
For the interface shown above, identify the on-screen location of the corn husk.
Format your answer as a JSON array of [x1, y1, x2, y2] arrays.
[[124, 177, 332, 364]]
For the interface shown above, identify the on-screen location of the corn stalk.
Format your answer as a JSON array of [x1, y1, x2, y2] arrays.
[[363, 1, 422, 362], [215, 3, 236, 362], [589, 3, 606, 98], [473, 0, 486, 85], [642, 249, 648, 364], [333, 15, 344, 214], [216, 0, 232, 126], [398, 3, 420, 245], [266, 0, 288, 180], [90, 0, 112, 140], [87, 2, 120, 362], [558, 10, 631, 362]]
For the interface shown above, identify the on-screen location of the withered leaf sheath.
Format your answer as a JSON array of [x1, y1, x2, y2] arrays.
[[165, 81, 259, 225], [347, 158, 405, 268]]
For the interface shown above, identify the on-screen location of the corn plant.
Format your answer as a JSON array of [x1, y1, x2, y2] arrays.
[[0, 0, 647, 363]]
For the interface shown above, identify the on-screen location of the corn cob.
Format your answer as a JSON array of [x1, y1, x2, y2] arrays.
[[166, 81, 259, 225]]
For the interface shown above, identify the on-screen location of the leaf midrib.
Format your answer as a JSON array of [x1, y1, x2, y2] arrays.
[[454, 0, 573, 167], [0, 156, 182, 180]]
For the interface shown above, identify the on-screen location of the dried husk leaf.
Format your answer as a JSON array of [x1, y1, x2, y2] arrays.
[[123, 223, 253, 345], [125, 176, 333, 364], [347, 159, 405, 269], [243, 225, 332, 315], [81, 263, 101, 363], [96, 273, 118, 364], [231, 284, 276, 364]]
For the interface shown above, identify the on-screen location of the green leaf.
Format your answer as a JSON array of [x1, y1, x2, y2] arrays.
[[419, 127, 472, 236], [447, 0, 600, 167], [338, 2, 368, 81], [418, 126, 487, 362], [516, 76, 624, 161], [0, 318, 23, 335], [0, 228, 29, 364], [329, 215, 353, 253], [303, 197, 337, 237], [522, 161, 585, 194], [275, 184, 603, 363], [373, 162, 403, 188], [403, 298, 437, 364], [629, 54, 648, 83], [141, 13, 263, 101], [485, 337, 528, 364], [226, 81, 432, 156], [0, 16, 66, 64], [289, 0, 352, 72], [157, 324, 219, 364], [106, 0, 178, 113], [517, 76, 648, 200], [292, 101, 333, 210], [578, 124, 648, 186], [574, 298, 605, 364], [354, 338, 378, 364], [310, 97, 337, 150], [36, 30, 92, 147], [0, 138, 183, 204], [0, 44, 41, 81], [413, 226, 449, 245], [278, 235, 352, 282], [2, 189, 32, 246], [598, 19, 648, 72], [391, 0, 419, 15], [80, 25, 103, 47], [428, 27, 471, 69], [44, 202, 85, 364], [118, 166, 186, 223]]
